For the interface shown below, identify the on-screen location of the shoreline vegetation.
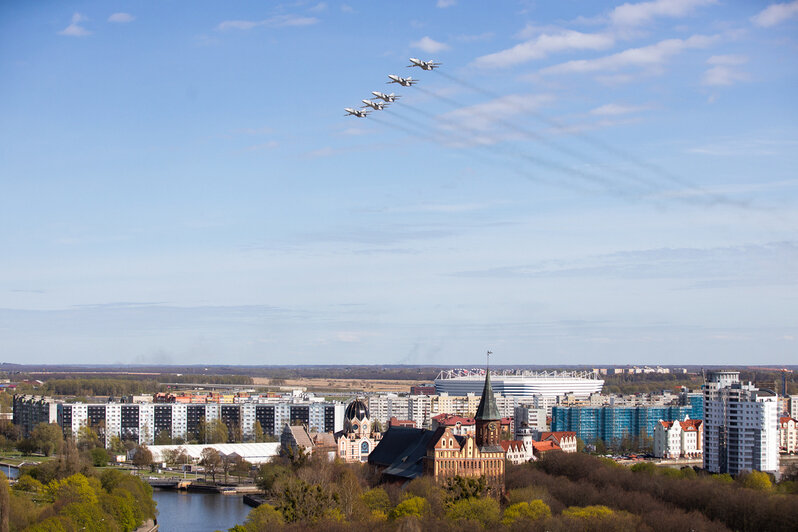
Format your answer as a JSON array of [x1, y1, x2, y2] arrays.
[[0, 440, 157, 532]]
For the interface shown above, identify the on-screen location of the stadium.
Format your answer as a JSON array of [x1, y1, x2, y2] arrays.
[[434, 369, 604, 397]]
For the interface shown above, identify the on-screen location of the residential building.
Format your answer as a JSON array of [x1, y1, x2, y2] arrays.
[[789, 395, 798, 418], [501, 440, 533, 464], [514, 405, 548, 432], [653, 418, 703, 459], [539, 431, 578, 453], [12, 395, 58, 437], [703, 371, 779, 476], [28, 398, 345, 447], [779, 417, 797, 454], [551, 405, 691, 446]]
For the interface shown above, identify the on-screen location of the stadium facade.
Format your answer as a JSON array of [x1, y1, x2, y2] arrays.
[[434, 369, 604, 398]]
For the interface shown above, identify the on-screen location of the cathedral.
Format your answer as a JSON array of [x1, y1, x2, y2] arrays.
[[368, 366, 506, 490], [335, 398, 382, 463]]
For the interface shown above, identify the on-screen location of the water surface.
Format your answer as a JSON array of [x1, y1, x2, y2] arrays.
[[153, 490, 251, 532]]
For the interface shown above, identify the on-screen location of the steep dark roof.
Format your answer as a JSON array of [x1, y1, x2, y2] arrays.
[[368, 426, 435, 480], [474, 370, 501, 421]]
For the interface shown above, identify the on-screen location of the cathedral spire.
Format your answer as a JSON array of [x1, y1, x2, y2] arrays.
[[475, 350, 500, 421]]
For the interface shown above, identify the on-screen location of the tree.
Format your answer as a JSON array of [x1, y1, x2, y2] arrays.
[[256, 462, 291, 494], [1, 471, 9, 532], [200, 448, 223, 483], [13, 474, 45, 494], [576, 437, 586, 453], [131, 445, 153, 469], [444, 475, 487, 501], [198, 419, 229, 444], [276, 477, 339, 523], [390, 496, 428, 520], [107, 436, 126, 456], [154, 429, 172, 445], [77, 426, 100, 451], [593, 438, 607, 455], [253, 421, 266, 443], [739, 470, 772, 491], [447, 497, 501, 527], [502, 500, 551, 525], [231, 457, 252, 483], [89, 447, 109, 467], [242, 503, 284, 531], [31, 423, 63, 456], [361, 487, 391, 513]]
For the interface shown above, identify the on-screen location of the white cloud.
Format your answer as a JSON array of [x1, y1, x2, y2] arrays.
[[472, 31, 614, 69], [108, 13, 135, 23], [610, 0, 717, 27], [702, 66, 748, 86], [309, 3, 327, 13], [340, 5, 355, 14], [58, 13, 91, 37], [437, 0, 457, 7], [217, 15, 319, 31], [751, 1, 798, 27], [702, 55, 748, 86], [590, 103, 651, 115], [411, 36, 450, 53], [707, 54, 748, 65], [542, 34, 718, 75], [245, 141, 279, 151]]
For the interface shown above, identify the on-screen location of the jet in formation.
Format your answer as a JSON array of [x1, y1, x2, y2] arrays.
[[361, 99, 390, 111], [371, 91, 401, 103], [344, 107, 371, 118], [408, 58, 441, 71], [387, 74, 418, 87]]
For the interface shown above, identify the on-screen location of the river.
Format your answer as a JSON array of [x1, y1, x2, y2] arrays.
[[152, 490, 252, 532]]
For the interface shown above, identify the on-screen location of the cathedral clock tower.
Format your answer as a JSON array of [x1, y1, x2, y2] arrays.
[[475, 352, 501, 448]]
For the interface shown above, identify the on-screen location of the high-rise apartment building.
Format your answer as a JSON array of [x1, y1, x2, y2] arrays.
[[702, 371, 778, 476]]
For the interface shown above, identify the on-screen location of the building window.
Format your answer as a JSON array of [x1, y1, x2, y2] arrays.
[[361, 441, 369, 454]]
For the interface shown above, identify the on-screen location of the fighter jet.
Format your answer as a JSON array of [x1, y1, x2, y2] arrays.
[[344, 107, 370, 118], [408, 58, 441, 71], [371, 91, 401, 103], [387, 74, 418, 87], [361, 99, 390, 111]]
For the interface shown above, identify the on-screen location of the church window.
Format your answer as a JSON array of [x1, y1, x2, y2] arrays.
[[360, 441, 369, 454]]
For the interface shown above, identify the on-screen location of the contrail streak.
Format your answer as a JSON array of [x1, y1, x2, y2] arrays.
[[375, 106, 617, 195], [396, 100, 645, 199], [433, 69, 740, 206], [415, 84, 662, 195]]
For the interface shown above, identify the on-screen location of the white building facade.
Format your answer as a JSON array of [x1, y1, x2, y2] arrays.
[[779, 417, 797, 454], [653, 418, 703, 459], [703, 371, 779, 476]]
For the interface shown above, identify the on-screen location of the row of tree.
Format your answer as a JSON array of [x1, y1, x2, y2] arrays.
[[0, 436, 157, 532], [219, 448, 798, 531]]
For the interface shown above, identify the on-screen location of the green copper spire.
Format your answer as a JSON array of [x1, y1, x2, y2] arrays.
[[475, 351, 501, 421]]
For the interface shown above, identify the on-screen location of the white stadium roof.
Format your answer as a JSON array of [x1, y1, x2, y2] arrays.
[[147, 442, 280, 464]]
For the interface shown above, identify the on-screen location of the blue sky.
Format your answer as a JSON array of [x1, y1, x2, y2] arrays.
[[1, 1, 797, 366]]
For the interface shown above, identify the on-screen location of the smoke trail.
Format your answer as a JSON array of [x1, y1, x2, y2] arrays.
[[414, 84, 663, 196], [374, 106, 616, 196], [396, 100, 645, 200], [433, 69, 737, 205]]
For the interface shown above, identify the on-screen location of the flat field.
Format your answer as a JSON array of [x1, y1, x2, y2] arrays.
[[252, 377, 415, 393]]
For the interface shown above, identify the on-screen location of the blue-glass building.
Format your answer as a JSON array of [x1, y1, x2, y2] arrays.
[[552, 405, 693, 446]]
